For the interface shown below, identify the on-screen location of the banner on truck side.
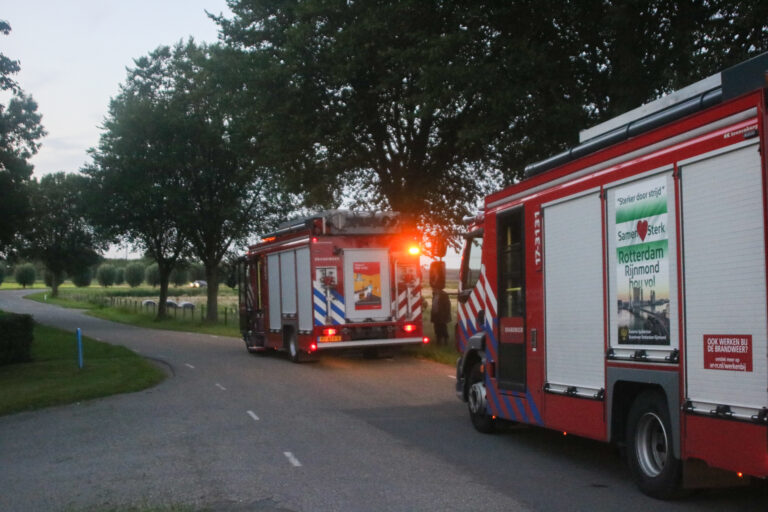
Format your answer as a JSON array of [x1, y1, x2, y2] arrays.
[[614, 176, 671, 345], [353, 261, 383, 310]]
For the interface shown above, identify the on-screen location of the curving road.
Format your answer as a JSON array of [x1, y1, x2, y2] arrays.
[[0, 290, 765, 511]]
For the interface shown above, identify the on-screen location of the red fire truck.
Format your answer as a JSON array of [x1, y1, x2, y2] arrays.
[[454, 53, 768, 497], [238, 210, 427, 362]]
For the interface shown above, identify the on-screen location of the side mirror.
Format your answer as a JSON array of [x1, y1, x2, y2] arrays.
[[429, 261, 446, 289]]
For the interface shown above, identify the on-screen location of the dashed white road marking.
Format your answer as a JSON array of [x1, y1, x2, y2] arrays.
[[247, 410, 260, 421], [215, 383, 226, 391], [284, 451, 302, 467], [185, 363, 195, 369]]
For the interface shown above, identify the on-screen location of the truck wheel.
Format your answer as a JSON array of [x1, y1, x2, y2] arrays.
[[626, 390, 682, 499], [467, 362, 495, 434]]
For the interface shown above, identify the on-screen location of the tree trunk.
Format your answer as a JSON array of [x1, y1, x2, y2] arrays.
[[205, 263, 219, 323], [50, 270, 62, 298], [156, 265, 172, 320]]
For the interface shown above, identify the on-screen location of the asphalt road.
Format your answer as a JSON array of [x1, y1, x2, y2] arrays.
[[0, 290, 766, 511]]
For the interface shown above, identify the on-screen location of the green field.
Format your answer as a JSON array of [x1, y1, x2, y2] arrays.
[[0, 322, 166, 416]]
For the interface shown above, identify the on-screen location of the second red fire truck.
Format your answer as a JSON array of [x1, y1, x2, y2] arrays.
[[238, 210, 427, 362]]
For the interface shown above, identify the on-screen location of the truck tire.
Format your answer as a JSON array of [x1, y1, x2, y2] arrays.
[[467, 361, 495, 434], [626, 390, 682, 499]]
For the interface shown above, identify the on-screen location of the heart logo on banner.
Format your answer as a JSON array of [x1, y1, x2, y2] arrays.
[[637, 220, 648, 241]]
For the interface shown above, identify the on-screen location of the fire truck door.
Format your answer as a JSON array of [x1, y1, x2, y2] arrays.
[[343, 248, 392, 321], [497, 208, 526, 391]]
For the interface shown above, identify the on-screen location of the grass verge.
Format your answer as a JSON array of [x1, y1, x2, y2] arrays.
[[0, 322, 166, 416], [403, 319, 461, 366], [88, 308, 239, 337], [26, 291, 100, 309]]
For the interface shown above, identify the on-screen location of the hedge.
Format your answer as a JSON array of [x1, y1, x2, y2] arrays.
[[0, 312, 34, 365]]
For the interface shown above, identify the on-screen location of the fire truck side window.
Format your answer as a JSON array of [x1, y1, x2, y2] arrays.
[[462, 236, 483, 291], [499, 209, 524, 318]]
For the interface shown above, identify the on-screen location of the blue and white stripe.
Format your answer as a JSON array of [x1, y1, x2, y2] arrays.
[[313, 282, 345, 325]]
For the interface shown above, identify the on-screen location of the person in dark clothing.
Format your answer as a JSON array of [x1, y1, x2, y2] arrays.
[[431, 288, 452, 346]]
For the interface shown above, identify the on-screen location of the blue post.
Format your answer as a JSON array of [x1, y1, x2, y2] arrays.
[[76, 328, 84, 369]]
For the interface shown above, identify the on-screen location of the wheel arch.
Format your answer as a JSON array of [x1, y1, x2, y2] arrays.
[[607, 367, 680, 458], [456, 333, 487, 402]]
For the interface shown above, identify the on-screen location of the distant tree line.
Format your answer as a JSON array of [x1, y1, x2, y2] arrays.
[[0, 258, 232, 291], [1, 3, 767, 318]]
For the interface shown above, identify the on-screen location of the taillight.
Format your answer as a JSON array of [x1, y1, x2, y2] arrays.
[[403, 323, 416, 333], [323, 327, 337, 336], [310, 343, 318, 352], [422, 337, 430, 344]]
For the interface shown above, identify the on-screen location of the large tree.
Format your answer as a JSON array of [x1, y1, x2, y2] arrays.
[[86, 46, 191, 319], [217, 1, 502, 238], [161, 41, 287, 321], [87, 41, 286, 321], [0, 20, 45, 255], [217, 0, 768, 206], [23, 173, 103, 297]]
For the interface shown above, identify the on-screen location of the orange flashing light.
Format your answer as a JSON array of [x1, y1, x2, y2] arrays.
[[563, 431, 568, 436], [408, 246, 420, 255], [737, 472, 744, 478], [261, 236, 276, 243]]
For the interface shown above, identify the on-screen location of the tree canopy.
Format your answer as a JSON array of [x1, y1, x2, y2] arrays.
[[86, 40, 287, 320], [86, 44, 192, 317], [216, 0, 768, 239], [0, 20, 45, 255], [217, 1, 501, 238]]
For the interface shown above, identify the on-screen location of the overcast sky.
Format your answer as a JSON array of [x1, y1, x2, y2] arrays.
[[3, 0, 231, 178]]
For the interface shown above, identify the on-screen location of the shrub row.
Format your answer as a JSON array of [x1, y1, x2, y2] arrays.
[[0, 312, 34, 366]]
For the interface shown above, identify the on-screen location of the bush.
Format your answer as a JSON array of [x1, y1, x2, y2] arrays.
[[115, 267, 125, 286], [14, 263, 36, 288], [96, 264, 117, 287], [170, 266, 188, 287], [71, 267, 93, 287], [0, 312, 34, 365], [125, 262, 145, 288], [145, 263, 160, 287]]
